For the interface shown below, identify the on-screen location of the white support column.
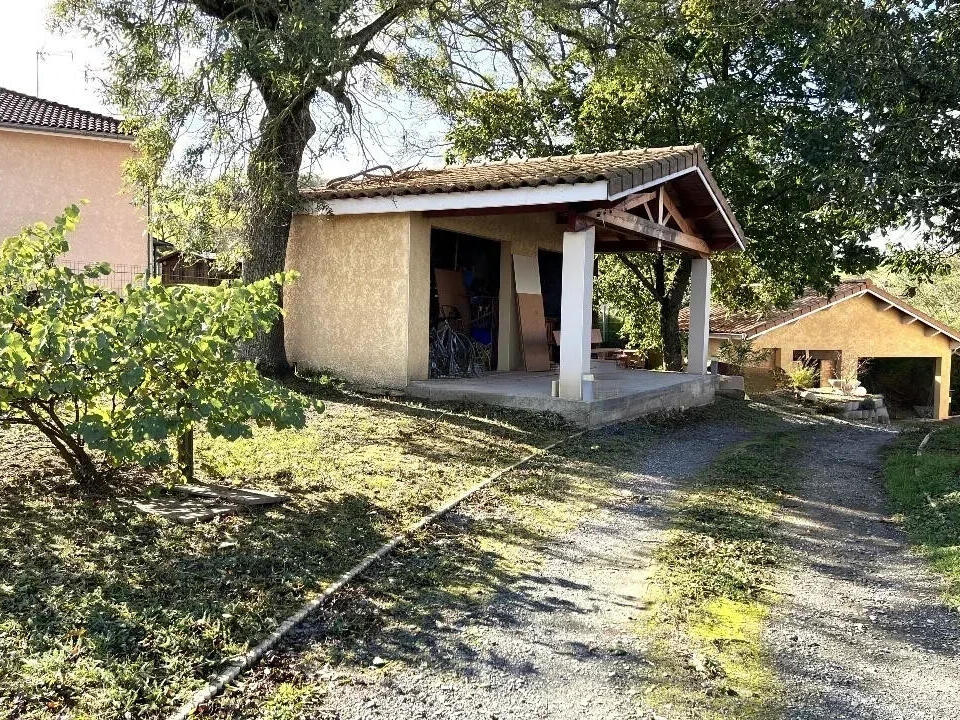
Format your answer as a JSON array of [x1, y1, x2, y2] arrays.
[[687, 257, 712, 375], [559, 226, 596, 400]]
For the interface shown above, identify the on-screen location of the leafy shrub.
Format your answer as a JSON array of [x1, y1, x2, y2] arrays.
[[0, 207, 314, 484], [786, 361, 817, 390], [716, 339, 770, 376]]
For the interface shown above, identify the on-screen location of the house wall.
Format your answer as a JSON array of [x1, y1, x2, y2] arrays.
[[729, 294, 954, 419], [0, 128, 145, 272], [285, 209, 568, 385], [286, 212, 426, 387]]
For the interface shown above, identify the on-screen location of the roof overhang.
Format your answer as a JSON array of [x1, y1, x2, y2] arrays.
[[300, 149, 746, 252], [0, 122, 134, 143], [310, 180, 608, 216], [743, 287, 960, 345]]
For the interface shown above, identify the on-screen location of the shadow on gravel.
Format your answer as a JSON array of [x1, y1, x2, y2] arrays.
[[199, 404, 757, 717]]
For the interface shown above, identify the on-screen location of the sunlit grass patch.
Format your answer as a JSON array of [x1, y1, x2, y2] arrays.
[[883, 424, 960, 607], [0, 384, 570, 719], [638, 422, 803, 720]]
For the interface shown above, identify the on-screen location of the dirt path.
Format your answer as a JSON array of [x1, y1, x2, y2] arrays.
[[767, 423, 960, 720], [277, 420, 751, 720]]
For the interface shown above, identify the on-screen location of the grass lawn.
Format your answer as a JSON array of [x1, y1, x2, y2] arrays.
[[638, 402, 804, 720], [882, 422, 960, 608], [0, 378, 571, 719]]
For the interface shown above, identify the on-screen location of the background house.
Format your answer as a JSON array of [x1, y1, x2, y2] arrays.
[[690, 279, 960, 420], [0, 87, 145, 289]]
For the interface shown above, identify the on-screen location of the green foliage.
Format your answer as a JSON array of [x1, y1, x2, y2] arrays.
[[883, 427, 960, 607], [593, 255, 660, 351], [786, 362, 817, 390], [869, 257, 960, 331], [0, 208, 311, 482], [149, 174, 247, 267], [716, 339, 770, 376]]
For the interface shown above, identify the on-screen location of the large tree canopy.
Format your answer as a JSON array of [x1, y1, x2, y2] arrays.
[[56, 0, 427, 375], [399, 0, 959, 365]]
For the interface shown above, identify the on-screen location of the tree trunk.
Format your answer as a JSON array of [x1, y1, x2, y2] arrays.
[[659, 257, 692, 371], [240, 92, 317, 376]]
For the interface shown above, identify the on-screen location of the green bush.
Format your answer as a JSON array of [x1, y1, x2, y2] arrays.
[[787, 361, 817, 390], [0, 207, 314, 484]]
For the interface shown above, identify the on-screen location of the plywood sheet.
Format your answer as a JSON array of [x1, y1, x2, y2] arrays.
[[516, 292, 550, 371], [434, 268, 471, 329], [512, 254, 542, 295]]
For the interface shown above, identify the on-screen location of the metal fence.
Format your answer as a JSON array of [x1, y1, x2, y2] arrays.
[[59, 260, 148, 295]]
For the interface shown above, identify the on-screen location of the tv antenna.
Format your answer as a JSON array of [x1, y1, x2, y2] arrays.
[[36, 49, 75, 96]]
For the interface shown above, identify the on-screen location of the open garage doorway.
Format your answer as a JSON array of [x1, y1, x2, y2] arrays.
[[429, 229, 501, 377], [859, 357, 938, 418]]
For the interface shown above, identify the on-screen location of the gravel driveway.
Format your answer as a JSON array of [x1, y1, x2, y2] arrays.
[[766, 423, 960, 719], [280, 419, 751, 720]]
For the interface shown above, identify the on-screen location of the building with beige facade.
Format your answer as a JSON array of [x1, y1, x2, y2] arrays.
[[0, 87, 145, 286], [695, 279, 960, 420], [286, 146, 745, 426]]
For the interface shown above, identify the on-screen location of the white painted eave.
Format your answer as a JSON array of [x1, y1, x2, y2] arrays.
[[0, 123, 134, 144], [300, 165, 745, 251], [304, 181, 609, 216]]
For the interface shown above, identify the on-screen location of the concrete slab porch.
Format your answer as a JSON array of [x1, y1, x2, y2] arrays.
[[406, 361, 719, 427]]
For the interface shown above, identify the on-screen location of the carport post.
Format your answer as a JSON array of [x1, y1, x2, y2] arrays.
[[559, 226, 595, 400], [687, 258, 712, 375], [934, 355, 950, 421]]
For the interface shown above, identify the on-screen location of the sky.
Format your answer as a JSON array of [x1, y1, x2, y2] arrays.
[[0, 2, 919, 250], [0, 1, 446, 180]]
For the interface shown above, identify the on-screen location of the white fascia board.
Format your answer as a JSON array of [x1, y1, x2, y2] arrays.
[[0, 123, 134, 144], [747, 288, 960, 344], [709, 332, 748, 340], [303, 180, 609, 215], [608, 166, 745, 250]]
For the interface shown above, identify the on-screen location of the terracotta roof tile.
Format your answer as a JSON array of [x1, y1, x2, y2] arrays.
[[302, 146, 703, 201], [0, 86, 129, 138]]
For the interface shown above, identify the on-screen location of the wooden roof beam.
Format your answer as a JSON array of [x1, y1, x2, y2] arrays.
[[924, 326, 941, 338], [659, 184, 697, 236], [585, 208, 711, 257], [900, 314, 918, 325], [613, 190, 656, 213]]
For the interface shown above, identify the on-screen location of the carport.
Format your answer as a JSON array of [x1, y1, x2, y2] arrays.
[[695, 279, 960, 420]]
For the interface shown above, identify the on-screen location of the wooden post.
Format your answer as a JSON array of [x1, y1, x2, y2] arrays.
[[177, 427, 194, 481], [820, 358, 836, 388]]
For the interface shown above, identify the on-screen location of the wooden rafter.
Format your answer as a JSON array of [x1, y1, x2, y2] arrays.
[[585, 208, 710, 257], [901, 315, 918, 325], [613, 191, 656, 213], [660, 185, 696, 235]]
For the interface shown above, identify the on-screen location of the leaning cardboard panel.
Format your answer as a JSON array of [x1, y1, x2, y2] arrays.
[[512, 254, 550, 371]]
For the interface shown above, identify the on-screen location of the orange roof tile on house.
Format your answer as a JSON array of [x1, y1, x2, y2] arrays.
[[0, 87, 129, 139], [681, 278, 960, 344]]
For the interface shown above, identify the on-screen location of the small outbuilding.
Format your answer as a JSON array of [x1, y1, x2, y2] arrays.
[[286, 145, 745, 426], [694, 279, 960, 420]]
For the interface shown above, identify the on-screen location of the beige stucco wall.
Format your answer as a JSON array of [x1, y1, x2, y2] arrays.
[[0, 128, 145, 270], [286, 212, 426, 387], [285, 209, 568, 385], [714, 294, 955, 418]]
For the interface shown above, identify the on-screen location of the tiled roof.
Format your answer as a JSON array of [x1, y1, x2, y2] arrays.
[[682, 278, 960, 343], [303, 146, 704, 201], [0, 86, 129, 138]]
